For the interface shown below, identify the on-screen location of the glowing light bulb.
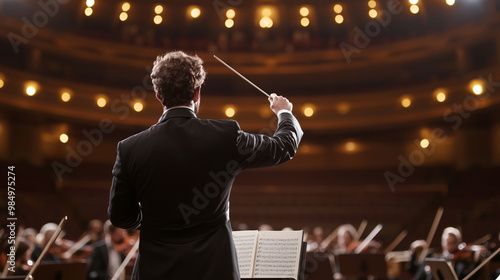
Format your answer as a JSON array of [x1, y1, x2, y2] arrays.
[[226, 9, 235, 19], [191, 7, 201, 18], [420, 139, 430, 148], [60, 133, 69, 143], [334, 4, 343, 13], [300, 7, 309, 17], [225, 107, 235, 117], [133, 101, 144, 112], [225, 19, 234, 28], [401, 98, 411, 108]]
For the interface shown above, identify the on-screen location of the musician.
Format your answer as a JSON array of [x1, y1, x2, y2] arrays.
[[337, 224, 358, 254], [441, 227, 486, 279], [405, 239, 429, 278], [86, 220, 128, 280], [21, 228, 37, 249], [408, 227, 486, 280], [108, 50, 303, 280], [305, 226, 325, 252], [31, 223, 64, 262], [86, 219, 105, 244]]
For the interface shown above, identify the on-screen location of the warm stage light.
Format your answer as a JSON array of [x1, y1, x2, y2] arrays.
[[334, 4, 343, 13], [301, 17, 310, 27], [96, 96, 108, 108], [300, 7, 309, 17], [262, 8, 272, 17], [409, 0, 419, 4], [401, 97, 412, 108], [154, 15, 162, 24], [344, 141, 357, 152], [473, 84, 483, 95], [410, 5, 419, 14], [335, 14, 344, 24], [119, 12, 128, 21], [85, 7, 93, 16], [155, 5, 163, 14], [446, 0, 455, 5], [260, 16, 273, 28], [60, 134, 69, 144], [469, 79, 485, 95], [369, 9, 378, 18], [122, 2, 130, 12], [190, 7, 201, 18], [133, 101, 144, 112], [86, 0, 95, 7], [0, 79, 4, 89], [303, 106, 315, 117], [225, 19, 234, 28], [24, 81, 39, 96], [368, 0, 377, 8], [436, 92, 446, 102], [225, 106, 236, 117], [60, 91, 72, 102], [26, 86, 36, 96], [420, 139, 430, 148], [226, 9, 235, 19]]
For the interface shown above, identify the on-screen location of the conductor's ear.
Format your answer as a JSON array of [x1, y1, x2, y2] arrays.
[[155, 93, 162, 103], [193, 87, 201, 102]]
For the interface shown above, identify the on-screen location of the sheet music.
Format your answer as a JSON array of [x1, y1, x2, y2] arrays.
[[253, 230, 303, 279], [232, 230, 259, 278]]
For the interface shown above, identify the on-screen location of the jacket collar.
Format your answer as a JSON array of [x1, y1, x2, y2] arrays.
[[157, 107, 197, 124]]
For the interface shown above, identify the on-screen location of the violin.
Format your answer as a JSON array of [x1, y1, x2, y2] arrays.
[[449, 243, 489, 263], [114, 236, 135, 255]]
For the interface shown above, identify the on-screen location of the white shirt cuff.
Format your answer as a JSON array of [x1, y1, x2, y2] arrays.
[[277, 109, 292, 116]]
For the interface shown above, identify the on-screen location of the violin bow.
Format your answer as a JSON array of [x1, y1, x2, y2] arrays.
[[25, 216, 67, 280], [319, 226, 340, 250], [61, 234, 92, 259], [213, 55, 270, 98], [463, 247, 500, 280], [354, 224, 383, 254], [384, 230, 408, 254], [110, 239, 140, 280], [354, 220, 368, 243], [418, 207, 444, 264]]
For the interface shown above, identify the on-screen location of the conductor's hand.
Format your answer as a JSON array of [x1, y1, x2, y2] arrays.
[[269, 93, 293, 115]]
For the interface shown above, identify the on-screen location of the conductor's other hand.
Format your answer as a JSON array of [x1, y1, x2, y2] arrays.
[[269, 93, 293, 115]]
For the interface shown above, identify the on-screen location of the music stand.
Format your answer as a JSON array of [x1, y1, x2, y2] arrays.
[[336, 253, 387, 278], [304, 252, 334, 280], [425, 258, 459, 280], [31, 261, 88, 280]]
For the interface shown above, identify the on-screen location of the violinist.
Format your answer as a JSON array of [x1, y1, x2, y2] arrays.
[[305, 226, 325, 253], [86, 219, 105, 245], [405, 239, 430, 279], [87, 220, 130, 280], [409, 227, 488, 280], [21, 228, 37, 250], [31, 222, 65, 262], [337, 224, 359, 254], [441, 227, 488, 279], [336, 224, 382, 254], [62, 219, 105, 261]]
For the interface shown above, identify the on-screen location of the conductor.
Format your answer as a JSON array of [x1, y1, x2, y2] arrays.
[[108, 51, 303, 280]]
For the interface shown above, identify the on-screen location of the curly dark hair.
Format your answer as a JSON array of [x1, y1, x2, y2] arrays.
[[150, 51, 206, 108]]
